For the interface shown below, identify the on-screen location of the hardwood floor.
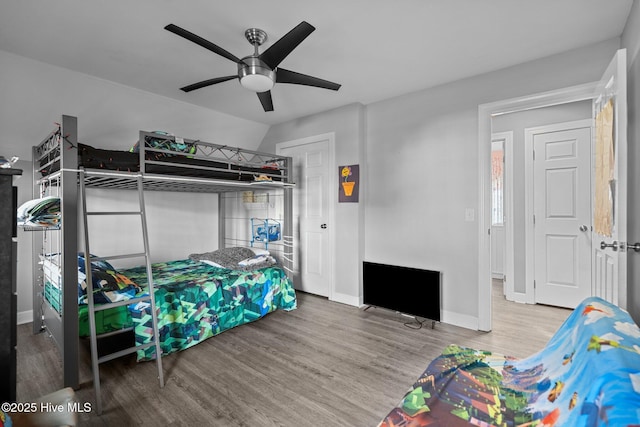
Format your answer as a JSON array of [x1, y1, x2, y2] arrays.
[[16, 283, 571, 426]]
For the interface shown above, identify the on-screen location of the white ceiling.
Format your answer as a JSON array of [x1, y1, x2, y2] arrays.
[[0, 0, 633, 125]]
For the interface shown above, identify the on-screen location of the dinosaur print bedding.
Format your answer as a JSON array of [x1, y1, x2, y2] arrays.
[[379, 297, 640, 426]]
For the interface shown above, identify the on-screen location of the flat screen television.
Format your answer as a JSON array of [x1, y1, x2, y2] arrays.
[[363, 261, 440, 322]]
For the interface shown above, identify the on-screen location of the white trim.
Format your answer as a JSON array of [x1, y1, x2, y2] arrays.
[[478, 82, 598, 331], [524, 126, 535, 304], [18, 310, 33, 325], [441, 310, 479, 331], [505, 132, 514, 303], [331, 291, 360, 307], [276, 133, 336, 301], [524, 119, 593, 305]]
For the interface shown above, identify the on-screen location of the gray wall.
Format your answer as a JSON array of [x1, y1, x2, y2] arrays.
[[258, 38, 621, 328], [0, 49, 269, 160], [622, 0, 640, 323], [365, 40, 619, 327], [257, 103, 366, 305]]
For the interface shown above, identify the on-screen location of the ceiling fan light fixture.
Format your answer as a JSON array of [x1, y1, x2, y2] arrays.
[[238, 57, 275, 92], [240, 73, 274, 92]]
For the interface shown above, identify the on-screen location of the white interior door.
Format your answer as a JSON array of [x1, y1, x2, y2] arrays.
[[592, 49, 627, 306], [531, 121, 592, 308], [277, 137, 332, 297]]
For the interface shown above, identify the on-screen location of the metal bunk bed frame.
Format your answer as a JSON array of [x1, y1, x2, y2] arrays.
[[30, 115, 294, 390]]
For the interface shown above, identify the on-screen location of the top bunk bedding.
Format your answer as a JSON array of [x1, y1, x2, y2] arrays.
[[35, 128, 291, 188]]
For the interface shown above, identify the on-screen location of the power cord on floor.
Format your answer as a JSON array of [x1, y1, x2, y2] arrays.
[[403, 316, 427, 330]]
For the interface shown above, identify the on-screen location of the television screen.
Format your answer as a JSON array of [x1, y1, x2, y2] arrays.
[[363, 261, 440, 321]]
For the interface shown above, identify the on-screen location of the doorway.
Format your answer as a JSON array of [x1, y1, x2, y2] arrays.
[[479, 85, 598, 331], [478, 49, 627, 331], [276, 133, 335, 298], [492, 103, 593, 307], [479, 49, 628, 332]]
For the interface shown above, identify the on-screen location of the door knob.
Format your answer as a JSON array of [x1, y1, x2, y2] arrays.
[[320, 224, 327, 229], [579, 225, 588, 232], [600, 241, 618, 251], [625, 242, 640, 252]]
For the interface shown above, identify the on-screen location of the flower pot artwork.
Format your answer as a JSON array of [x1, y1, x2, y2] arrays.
[[342, 181, 355, 196], [339, 164, 359, 202]]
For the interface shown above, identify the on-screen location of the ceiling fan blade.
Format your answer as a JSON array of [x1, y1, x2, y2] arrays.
[[276, 68, 341, 91], [180, 75, 237, 92], [257, 91, 274, 112], [259, 21, 315, 69], [165, 24, 241, 64]]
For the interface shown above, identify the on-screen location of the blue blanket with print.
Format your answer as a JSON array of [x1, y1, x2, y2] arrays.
[[380, 297, 640, 426]]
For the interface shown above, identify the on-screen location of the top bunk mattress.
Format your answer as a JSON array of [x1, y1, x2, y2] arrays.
[[38, 132, 286, 183]]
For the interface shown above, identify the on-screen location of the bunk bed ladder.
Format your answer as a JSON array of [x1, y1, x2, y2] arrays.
[[79, 172, 164, 414]]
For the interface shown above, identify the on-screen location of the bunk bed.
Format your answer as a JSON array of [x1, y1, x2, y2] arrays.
[[29, 115, 296, 390]]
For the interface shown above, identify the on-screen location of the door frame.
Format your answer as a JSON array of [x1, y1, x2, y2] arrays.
[[276, 133, 336, 300], [478, 82, 598, 331], [524, 119, 593, 305]]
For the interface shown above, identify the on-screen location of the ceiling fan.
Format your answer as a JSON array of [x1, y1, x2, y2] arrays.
[[165, 21, 341, 112]]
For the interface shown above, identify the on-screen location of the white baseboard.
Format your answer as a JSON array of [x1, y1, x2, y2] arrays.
[[441, 310, 478, 330], [330, 292, 361, 307], [17, 310, 33, 325]]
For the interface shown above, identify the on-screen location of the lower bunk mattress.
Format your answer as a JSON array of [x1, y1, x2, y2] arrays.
[[45, 259, 296, 361], [379, 297, 640, 426]]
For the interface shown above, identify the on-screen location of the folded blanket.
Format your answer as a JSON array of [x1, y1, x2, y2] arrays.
[[17, 196, 60, 227], [189, 247, 276, 271]]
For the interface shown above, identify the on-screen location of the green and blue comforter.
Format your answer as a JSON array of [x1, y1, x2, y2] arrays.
[[45, 258, 296, 360], [121, 259, 296, 361]]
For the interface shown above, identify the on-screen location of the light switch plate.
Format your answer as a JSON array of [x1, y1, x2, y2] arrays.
[[465, 208, 475, 222]]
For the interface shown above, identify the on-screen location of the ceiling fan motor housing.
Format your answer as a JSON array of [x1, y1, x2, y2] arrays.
[[238, 56, 275, 92]]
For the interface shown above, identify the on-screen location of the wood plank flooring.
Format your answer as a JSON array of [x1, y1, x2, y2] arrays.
[[16, 283, 571, 426]]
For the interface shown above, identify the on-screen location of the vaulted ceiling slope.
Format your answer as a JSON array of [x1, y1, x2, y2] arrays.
[[0, 0, 633, 125]]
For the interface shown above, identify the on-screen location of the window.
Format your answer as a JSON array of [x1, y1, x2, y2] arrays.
[[491, 148, 504, 225]]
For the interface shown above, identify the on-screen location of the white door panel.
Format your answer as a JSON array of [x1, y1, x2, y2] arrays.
[[592, 49, 627, 307], [533, 125, 591, 308], [594, 251, 616, 301], [278, 138, 331, 297], [305, 232, 323, 274]]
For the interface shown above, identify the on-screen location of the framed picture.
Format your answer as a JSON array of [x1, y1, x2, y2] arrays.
[[339, 164, 359, 203]]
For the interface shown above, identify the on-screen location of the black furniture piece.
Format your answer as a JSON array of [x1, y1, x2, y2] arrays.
[[0, 168, 22, 403], [363, 261, 441, 327]]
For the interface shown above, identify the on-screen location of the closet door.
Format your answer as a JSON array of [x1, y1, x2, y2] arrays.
[[278, 137, 332, 297]]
